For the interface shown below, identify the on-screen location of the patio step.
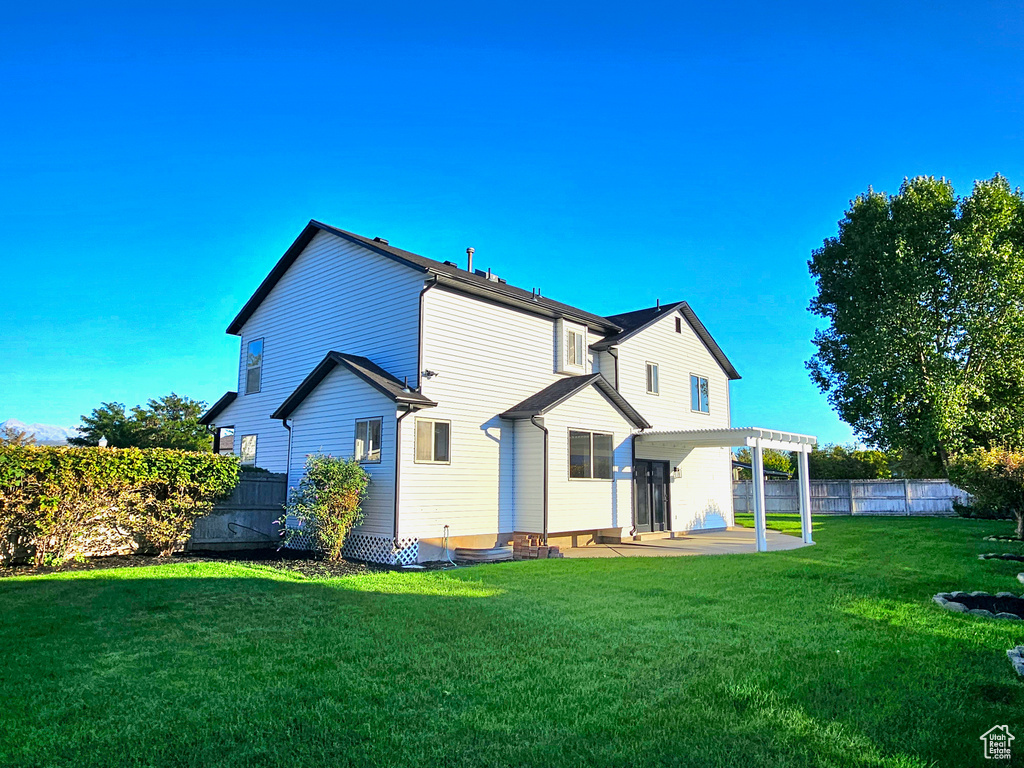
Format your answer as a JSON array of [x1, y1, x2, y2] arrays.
[[631, 531, 684, 542]]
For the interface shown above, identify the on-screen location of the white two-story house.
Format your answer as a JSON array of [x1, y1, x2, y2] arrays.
[[201, 220, 816, 564]]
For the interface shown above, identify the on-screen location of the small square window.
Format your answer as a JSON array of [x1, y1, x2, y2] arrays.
[[354, 418, 382, 463], [646, 363, 659, 394], [239, 434, 257, 466], [690, 375, 710, 413], [415, 418, 450, 463]]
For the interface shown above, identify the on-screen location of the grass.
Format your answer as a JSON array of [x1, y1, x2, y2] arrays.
[[2, 517, 1023, 767]]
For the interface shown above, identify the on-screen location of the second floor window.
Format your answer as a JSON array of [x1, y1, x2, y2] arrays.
[[690, 375, 710, 413], [354, 418, 382, 463], [415, 418, 450, 463], [566, 328, 585, 368], [646, 363, 659, 394], [246, 338, 264, 395]]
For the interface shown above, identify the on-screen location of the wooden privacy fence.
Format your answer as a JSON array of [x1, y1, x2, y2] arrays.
[[733, 479, 969, 516], [188, 472, 288, 550]]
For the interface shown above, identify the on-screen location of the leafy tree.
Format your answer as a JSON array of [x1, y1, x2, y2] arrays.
[[733, 448, 793, 479], [804, 444, 890, 480], [808, 175, 1024, 468], [69, 394, 211, 451], [130, 393, 211, 451], [67, 402, 140, 448], [947, 447, 1024, 539], [0, 426, 36, 447]]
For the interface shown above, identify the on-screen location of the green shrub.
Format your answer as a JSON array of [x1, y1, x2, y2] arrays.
[[282, 454, 369, 560], [947, 447, 1024, 538], [0, 445, 240, 565]]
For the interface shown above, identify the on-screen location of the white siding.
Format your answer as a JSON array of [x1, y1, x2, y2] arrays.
[[615, 308, 731, 431], [617, 309, 734, 530], [287, 366, 398, 537], [512, 419, 544, 532], [542, 385, 634, 534], [215, 230, 424, 472], [399, 287, 596, 540], [634, 443, 733, 530]]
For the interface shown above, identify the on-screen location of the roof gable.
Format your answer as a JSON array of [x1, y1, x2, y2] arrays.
[[591, 301, 741, 380], [227, 220, 620, 336], [271, 352, 436, 420], [500, 373, 651, 429], [199, 391, 237, 426]]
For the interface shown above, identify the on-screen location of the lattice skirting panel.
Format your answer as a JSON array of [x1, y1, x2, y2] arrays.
[[282, 516, 418, 565]]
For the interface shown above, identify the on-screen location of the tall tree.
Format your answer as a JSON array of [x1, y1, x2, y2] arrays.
[[67, 402, 140, 447], [808, 175, 1024, 466], [0, 426, 37, 446], [69, 394, 210, 451], [131, 393, 211, 451]]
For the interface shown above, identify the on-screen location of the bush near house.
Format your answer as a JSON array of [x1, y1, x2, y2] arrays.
[[0, 445, 240, 565], [282, 453, 369, 560], [947, 446, 1024, 538]]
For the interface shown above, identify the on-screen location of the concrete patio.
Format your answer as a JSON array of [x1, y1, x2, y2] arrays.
[[560, 528, 811, 558]]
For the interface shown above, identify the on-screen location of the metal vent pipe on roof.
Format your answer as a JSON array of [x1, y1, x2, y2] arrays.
[[466, 247, 474, 272]]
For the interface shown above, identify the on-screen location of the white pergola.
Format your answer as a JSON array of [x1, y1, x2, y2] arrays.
[[636, 427, 818, 552]]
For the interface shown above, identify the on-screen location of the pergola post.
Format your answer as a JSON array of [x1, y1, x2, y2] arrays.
[[752, 438, 768, 553], [798, 447, 813, 544]]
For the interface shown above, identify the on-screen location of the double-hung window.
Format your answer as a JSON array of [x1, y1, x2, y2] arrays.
[[415, 418, 450, 463], [354, 418, 382, 463], [690, 375, 710, 413], [568, 430, 614, 479], [646, 362, 659, 394], [245, 338, 264, 395]]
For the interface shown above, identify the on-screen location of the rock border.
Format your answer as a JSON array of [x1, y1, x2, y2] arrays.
[[1018, 573, 1024, 585], [978, 553, 1024, 562], [933, 591, 1024, 620], [984, 535, 1024, 542], [1009, 647, 1024, 677]]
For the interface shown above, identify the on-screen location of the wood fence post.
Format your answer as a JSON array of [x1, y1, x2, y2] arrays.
[[904, 479, 911, 516], [848, 479, 855, 515]]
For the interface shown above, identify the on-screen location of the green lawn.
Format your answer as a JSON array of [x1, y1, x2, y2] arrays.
[[2, 517, 1023, 767]]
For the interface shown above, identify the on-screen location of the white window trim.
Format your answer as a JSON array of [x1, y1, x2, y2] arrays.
[[414, 417, 452, 464], [557, 319, 588, 374], [245, 337, 264, 396], [645, 362, 660, 395], [354, 417, 383, 464], [567, 428, 614, 481], [690, 373, 710, 414]]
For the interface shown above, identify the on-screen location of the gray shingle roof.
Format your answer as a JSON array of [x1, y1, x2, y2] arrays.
[[271, 352, 436, 420], [499, 373, 651, 429]]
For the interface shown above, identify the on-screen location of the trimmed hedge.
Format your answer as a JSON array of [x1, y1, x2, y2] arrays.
[[0, 445, 240, 565]]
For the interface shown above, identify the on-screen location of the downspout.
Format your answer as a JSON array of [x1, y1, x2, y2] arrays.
[[530, 415, 549, 544], [417, 276, 439, 390], [394, 405, 414, 542], [609, 347, 620, 390], [629, 433, 638, 537], [206, 424, 219, 454], [280, 419, 292, 479]]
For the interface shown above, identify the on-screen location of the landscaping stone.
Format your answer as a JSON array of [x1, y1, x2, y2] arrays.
[[978, 553, 1024, 562], [933, 591, 1024, 620], [1008, 647, 1024, 677], [1018, 573, 1024, 585]]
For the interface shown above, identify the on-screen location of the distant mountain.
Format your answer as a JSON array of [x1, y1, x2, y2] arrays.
[[1, 418, 80, 446]]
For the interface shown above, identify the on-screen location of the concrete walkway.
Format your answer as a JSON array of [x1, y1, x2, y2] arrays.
[[560, 528, 810, 558]]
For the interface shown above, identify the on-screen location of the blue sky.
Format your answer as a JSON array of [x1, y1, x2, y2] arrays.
[[2, 1, 1023, 444]]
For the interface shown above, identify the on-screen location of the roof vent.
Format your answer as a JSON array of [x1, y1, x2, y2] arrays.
[[443, 260, 458, 267], [373, 237, 389, 245], [467, 247, 475, 272], [655, 298, 661, 312], [474, 269, 488, 277]]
